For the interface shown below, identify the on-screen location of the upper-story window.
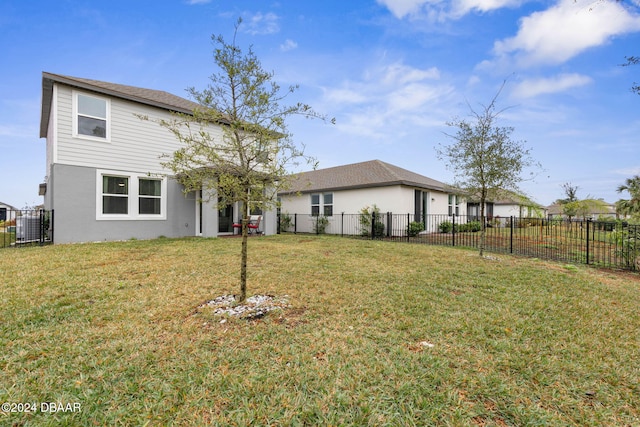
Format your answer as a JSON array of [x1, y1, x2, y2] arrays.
[[75, 92, 109, 140]]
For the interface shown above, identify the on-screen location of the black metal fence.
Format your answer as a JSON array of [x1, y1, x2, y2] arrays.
[[278, 212, 639, 272], [0, 209, 54, 249]]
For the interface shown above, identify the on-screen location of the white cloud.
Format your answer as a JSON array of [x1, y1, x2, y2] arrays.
[[376, 0, 431, 19], [280, 39, 298, 52], [382, 63, 440, 85], [321, 61, 453, 139], [451, 0, 526, 18], [512, 73, 593, 98], [491, 0, 640, 68], [242, 12, 280, 35], [613, 167, 640, 176], [377, 0, 528, 20], [324, 88, 368, 105]]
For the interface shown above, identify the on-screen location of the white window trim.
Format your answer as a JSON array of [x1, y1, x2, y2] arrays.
[[96, 169, 167, 220], [311, 192, 333, 217], [72, 90, 111, 142]]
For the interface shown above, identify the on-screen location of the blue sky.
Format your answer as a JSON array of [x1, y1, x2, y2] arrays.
[[1, 0, 639, 209]]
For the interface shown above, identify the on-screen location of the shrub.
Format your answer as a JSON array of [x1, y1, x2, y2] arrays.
[[611, 223, 639, 269], [439, 221, 453, 233], [458, 221, 482, 232], [279, 213, 293, 232], [359, 205, 385, 237], [313, 215, 329, 234], [408, 221, 425, 237]]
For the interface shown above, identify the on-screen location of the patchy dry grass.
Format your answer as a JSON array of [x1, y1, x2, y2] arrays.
[[1, 235, 638, 426]]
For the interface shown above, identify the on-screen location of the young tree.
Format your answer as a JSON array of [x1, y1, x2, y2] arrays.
[[558, 182, 579, 222], [616, 175, 640, 220], [436, 84, 540, 257], [155, 20, 329, 302]]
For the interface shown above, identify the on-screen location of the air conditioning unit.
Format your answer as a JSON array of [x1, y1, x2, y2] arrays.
[[16, 214, 42, 241]]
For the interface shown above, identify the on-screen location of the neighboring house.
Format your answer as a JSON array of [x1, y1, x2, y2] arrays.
[[278, 159, 464, 234], [39, 72, 276, 243], [0, 202, 18, 223], [547, 202, 620, 221], [467, 192, 546, 225]]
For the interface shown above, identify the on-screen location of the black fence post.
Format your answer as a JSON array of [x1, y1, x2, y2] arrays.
[[407, 213, 410, 242], [294, 213, 297, 234], [50, 209, 54, 243], [371, 211, 376, 240], [341, 213, 344, 237], [452, 214, 456, 247], [39, 209, 44, 245], [586, 219, 591, 265], [387, 212, 391, 238], [510, 216, 514, 254]]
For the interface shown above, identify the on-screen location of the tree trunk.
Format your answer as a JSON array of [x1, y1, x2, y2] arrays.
[[239, 214, 249, 303], [479, 197, 486, 257]]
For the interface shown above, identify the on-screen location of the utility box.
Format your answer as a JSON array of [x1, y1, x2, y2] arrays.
[[16, 214, 42, 241]]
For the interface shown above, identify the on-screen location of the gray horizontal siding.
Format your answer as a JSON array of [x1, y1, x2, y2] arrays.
[[54, 85, 224, 174]]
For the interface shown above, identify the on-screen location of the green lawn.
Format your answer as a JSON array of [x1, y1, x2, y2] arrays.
[[1, 235, 638, 426]]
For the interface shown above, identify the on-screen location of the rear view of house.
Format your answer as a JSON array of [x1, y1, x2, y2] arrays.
[[39, 73, 276, 243]]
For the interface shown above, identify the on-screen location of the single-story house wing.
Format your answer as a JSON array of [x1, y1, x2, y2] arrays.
[[278, 159, 464, 234]]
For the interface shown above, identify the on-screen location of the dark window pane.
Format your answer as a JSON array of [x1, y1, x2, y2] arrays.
[[323, 193, 333, 204], [311, 205, 320, 216], [103, 176, 128, 195], [324, 206, 333, 217], [139, 179, 161, 196], [103, 196, 128, 214], [311, 194, 320, 205], [78, 116, 106, 138], [139, 198, 160, 215]]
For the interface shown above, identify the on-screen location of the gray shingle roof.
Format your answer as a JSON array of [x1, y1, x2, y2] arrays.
[[280, 160, 449, 194], [40, 72, 200, 138]]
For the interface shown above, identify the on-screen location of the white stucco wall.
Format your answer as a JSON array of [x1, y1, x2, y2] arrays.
[[279, 185, 461, 235]]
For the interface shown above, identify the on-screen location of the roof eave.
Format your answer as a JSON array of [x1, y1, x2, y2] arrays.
[[279, 180, 447, 196], [42, 72, 195, 115]]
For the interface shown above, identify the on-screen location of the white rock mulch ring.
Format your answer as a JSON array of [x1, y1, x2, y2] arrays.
[[200, 294, 290, 320]]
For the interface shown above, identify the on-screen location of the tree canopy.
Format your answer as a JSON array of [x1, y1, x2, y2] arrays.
[[156, 20, 330, 301], [616, 175, 640, 221], [436, 84, 540, 256]]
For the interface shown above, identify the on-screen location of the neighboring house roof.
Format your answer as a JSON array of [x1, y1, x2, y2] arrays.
[[0, 202, 18, 210], [40, 72, 200, 138], [547, 202, 617, 216], [547, 203, 563, 216], [279, 160, 450, 195], [468, 190, 544, 208]]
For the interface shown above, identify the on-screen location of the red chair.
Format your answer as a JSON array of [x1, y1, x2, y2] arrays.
[[232, 215, 262, 235]]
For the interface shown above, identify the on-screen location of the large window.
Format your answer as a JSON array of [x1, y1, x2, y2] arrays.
[[97, 170, 166, 220], [75, 92, 109, 140], [311, 193, 333, 217]]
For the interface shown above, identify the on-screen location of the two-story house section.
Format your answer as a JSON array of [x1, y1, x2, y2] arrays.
[[39, 72, 276, 243]]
